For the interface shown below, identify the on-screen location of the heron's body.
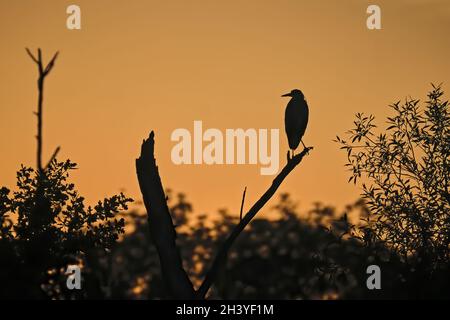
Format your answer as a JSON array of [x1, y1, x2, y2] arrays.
[[283, 90, 309, 151]]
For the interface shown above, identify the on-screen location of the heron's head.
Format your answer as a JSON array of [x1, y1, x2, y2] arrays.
[[281, 89, 304, 99]]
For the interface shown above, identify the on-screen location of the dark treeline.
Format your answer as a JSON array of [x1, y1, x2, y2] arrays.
[[73, 191, 450, 299]]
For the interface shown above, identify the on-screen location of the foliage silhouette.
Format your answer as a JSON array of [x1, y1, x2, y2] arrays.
[[91, 192, 433, 299], [336, 85, 450, 298], [87, 189, 450, 299]]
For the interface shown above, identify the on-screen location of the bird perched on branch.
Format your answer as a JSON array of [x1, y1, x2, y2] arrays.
[[282, 89, 309, 158]]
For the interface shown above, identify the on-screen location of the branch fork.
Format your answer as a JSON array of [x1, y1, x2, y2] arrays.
[[26, 48, 60, 172], [136, 131, 312, 299]]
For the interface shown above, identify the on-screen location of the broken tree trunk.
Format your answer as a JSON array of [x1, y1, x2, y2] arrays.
[[135, 131, 196, 299]]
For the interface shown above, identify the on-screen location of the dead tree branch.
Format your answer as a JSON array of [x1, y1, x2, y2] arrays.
[[239, 187, 247, 221], [136, 131, 312, 299], [135, 131, 196, 299], [196, 147, 313, 298], [26, 48, 60, 172]]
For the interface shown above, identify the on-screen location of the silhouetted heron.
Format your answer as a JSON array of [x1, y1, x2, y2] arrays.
[[282, 89, 309, 157]]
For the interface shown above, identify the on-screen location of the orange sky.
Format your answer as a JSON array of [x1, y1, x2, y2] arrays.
[[1, 0, 449, 217]]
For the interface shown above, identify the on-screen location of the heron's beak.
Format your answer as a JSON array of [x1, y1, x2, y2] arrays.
[[281, 93, 291, 97]]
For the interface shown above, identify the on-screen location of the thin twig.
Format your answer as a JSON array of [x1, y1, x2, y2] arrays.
[[239, 187, 247, 221], [45, 146, 61, 169], [44, 52, 59, 76], [25, 48, 39, 64]]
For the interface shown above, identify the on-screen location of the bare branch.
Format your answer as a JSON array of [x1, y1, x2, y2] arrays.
[[37, 48, 43, 74], [44, 51, 59, 76], [239, 187, 247, 221], [25, 48, 59, 172], [45, 146, 61, 169], [25, 48, 39, 64], [196, 146, 313, 298]]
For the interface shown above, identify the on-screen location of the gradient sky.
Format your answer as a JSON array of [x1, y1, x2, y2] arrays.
[[1, 0, 449, 217]]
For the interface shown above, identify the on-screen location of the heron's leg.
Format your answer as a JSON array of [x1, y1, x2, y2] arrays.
[[301, 140, 307, 149]]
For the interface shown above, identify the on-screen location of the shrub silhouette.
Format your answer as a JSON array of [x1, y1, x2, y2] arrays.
[[0, 162, 131, 299], [336, 85, 450, 298], [0, 49, 132, 299]]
